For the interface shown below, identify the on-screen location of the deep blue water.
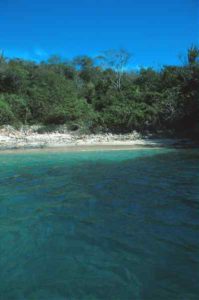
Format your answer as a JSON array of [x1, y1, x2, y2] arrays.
[[0, 148, 199, 300]]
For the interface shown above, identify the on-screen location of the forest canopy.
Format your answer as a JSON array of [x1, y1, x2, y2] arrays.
[[0, 47, 199, 136]]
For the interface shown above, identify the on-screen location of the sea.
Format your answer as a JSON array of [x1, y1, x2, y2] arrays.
[[0, 148, 198, 299]]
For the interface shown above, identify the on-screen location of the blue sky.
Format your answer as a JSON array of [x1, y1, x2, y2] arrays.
[[0, 0, 198, 68]]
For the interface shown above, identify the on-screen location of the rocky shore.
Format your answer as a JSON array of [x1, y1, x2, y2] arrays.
[[0, 125, 195, 151]]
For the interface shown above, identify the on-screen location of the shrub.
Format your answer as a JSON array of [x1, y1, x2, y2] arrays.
[[0, 95, 15, 125]]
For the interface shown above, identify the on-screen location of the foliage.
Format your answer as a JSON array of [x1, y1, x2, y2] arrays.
[[0, 46, 198, 136], [0, 95, 15, 125]]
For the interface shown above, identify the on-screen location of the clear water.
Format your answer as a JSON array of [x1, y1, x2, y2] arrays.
[[0, 148, 198, 300]]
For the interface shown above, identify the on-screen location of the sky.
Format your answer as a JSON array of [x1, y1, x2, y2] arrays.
[[0, 0, 198, 68]]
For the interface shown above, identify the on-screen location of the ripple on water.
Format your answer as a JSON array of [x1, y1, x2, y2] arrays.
[[0, 149, 199, 299]]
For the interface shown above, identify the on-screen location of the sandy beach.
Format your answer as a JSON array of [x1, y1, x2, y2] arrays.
[[0, 125, 194, 152]]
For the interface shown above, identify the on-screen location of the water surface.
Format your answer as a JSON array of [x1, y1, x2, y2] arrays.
[[0, 148, 198, 299]]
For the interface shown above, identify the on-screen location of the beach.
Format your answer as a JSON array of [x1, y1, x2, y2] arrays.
[[0, 125, 193, 151]]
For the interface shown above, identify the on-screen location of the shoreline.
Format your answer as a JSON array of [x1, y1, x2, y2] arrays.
[[0, 144, 163, 154], [0, 129, 197, 153], [0, 125, 197, 153]]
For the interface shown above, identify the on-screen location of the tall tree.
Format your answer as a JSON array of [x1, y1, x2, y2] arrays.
[[187, 45, 199, 65], [97, 48, 131, 90]]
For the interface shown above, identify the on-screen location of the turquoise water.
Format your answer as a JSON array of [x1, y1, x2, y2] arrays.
[[0, 148, 199, 300]]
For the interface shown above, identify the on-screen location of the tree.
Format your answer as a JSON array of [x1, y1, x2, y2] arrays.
[[0, 94, 15, 125], [0, 46, 198, 137], [97, 48, 131, 90], [187, 45, 199, 65]]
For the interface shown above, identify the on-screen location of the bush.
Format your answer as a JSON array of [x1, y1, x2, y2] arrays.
[[0, 95, 15, 125], [44, 98, 96, 126], [5, 94, 29, 123]]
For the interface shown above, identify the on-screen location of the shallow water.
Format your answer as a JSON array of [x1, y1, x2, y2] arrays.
[[0, 148, 199, 300]]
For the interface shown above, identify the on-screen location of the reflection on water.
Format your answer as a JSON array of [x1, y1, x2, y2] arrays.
[[0, 149, 199, 299]]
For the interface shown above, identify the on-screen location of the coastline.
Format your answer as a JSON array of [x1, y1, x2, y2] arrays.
[[0, 126, 196, 152]]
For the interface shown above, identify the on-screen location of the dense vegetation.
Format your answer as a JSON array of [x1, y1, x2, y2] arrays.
[[0, 47, 199, 136]]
